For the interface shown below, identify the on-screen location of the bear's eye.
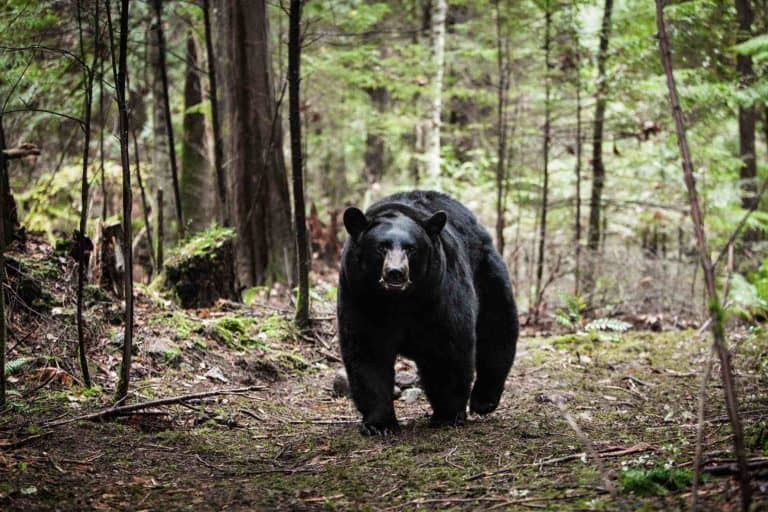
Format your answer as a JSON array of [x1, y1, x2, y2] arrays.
[[376, 242, 389, 255], [403, 245, 415, 255]]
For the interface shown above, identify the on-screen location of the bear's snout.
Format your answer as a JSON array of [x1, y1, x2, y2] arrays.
[[380, 248, 411, 291]]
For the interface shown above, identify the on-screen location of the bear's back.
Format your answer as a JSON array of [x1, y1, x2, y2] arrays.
[[366, 190, 492, 263]]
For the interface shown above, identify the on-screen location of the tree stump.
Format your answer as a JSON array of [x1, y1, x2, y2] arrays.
[[164, 227, 237, 308], [91, 222, 125, 298]]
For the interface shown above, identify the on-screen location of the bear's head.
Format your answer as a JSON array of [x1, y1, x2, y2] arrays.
[[343, 207, 446, 294]]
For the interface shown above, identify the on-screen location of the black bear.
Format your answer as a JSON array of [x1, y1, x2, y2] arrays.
[[338, 190, 519, 435]]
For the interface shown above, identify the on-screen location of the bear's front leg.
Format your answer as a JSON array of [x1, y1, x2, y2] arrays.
[[416, 345, 474, 428], [342, 345, 399, 436]]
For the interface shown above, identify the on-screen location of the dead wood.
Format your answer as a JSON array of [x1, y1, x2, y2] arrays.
[[2, 142, 40, 159], [43, 385, 266, 427]]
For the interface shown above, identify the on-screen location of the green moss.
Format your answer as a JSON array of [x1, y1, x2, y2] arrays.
[[216, 316, 249, 335], [619, 466, 694, 496], [166, 225, 236, 265], [209, 316, 255, 349], [149, 312, 202, 341], [256, 314, 296, 342], [84, 284, 110, 303], [745, 420, 768, 454]]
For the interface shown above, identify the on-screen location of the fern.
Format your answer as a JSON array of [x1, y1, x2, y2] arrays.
[[727, 273, 768, 320], [4, 357, 33, 376], [584, 318, 632, 333]]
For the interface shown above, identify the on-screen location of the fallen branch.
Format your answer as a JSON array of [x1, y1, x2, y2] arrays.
[[0, 431, 53, 449], [43, 385, 265, 427], [465, 443, 653, 481], [551, 397, 617, 499], [703, 458, 768, 476], [2, 143, 40, 159]]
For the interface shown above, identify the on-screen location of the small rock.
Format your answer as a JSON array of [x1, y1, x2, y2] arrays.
[[399, 387, 422, 404], [205, 366, 229, 383], [111, 331, 124, 347], [110, 331, 138, 355], [332, 368, 350, 397], [395, 371, 419, 389], [145, 337, 177, 356]]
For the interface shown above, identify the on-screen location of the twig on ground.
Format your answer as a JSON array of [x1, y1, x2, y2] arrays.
[[0, 431, 53, 449], [465, 443, 653, 481], [42, 386, 266, 427], [550, 396, 617, 499], [692, 345, 715, 510], [703, 458, 768, 476]]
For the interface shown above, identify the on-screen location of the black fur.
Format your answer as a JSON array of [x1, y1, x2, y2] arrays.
[[338, 190, 519, 435]]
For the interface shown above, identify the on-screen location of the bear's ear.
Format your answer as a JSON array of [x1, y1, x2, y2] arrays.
[[424, 210, 447, 236], [343, 207, 369, 239]]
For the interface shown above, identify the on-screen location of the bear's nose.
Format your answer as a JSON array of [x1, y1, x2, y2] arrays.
[[385, 268, 406, 283]]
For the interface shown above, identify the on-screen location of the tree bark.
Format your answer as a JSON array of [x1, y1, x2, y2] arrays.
[[533, 0, 552, 318], [132, 125, 156, 274], [202, 0, 229, 226], [107, 0, 134, 403], [587, 0, 613, 251], [99, 43, 108, 222], [735, 0, 757, 213], [289, 0, 310, 328], [0, 120, 6, 409], [0, 119, 18, 248], [75, 0, 96, 389], [180, 32, 211, 234], [364, 87, 389, 184], [655, 3, 751, 509], [151, 0, 184, 238], [425, 0, 447, 178], [494, 0, 510, 256], [574, 29, 583, 296], [213, 0, 296, 287], [156, 188, 164, 270]]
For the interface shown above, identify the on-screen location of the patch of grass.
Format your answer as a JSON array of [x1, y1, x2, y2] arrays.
[[150, 312, 202, 341], [256, 314, 296, 342], [619, 466, 694, 496], [745, 420, 767, 454], [209, 316, 255, 349]]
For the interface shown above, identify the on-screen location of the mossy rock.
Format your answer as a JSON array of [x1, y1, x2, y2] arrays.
[[164, 227, 238, 309]]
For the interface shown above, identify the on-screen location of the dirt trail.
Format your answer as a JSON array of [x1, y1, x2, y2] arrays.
[[1, 322, 767, 510]]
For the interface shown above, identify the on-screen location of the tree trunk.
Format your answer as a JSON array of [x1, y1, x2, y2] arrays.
[[213, 0, 296, 287], [289, 0, 310, 328], [180, 32, 211, 234], [574, 30, 583, 295], [132, 126, 156, 274], [151, 0, 184, 238], [0, 120, 6, 409], [655, 3, 751, 509], [587, 0, 613, 251], [75, 0, 96, 389], [533, 0, 552, 318], [0, 119, 18, 248], [736, 0, 757, 213], [364, 86, 389, 184], [99, 46, 108, 221], [425, 0, 447, 178], [108, 0, 134, 403], [494, 0, 510, 256], [202, 0, 229, 226]]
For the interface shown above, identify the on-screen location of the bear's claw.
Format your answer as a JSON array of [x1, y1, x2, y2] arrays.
[[360, 421, 400, 436], [429, 411, 467, 428], [469, 398, 499, 416]]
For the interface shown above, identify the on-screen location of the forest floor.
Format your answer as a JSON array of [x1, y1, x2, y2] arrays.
[[1, 242, 767, 511]]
